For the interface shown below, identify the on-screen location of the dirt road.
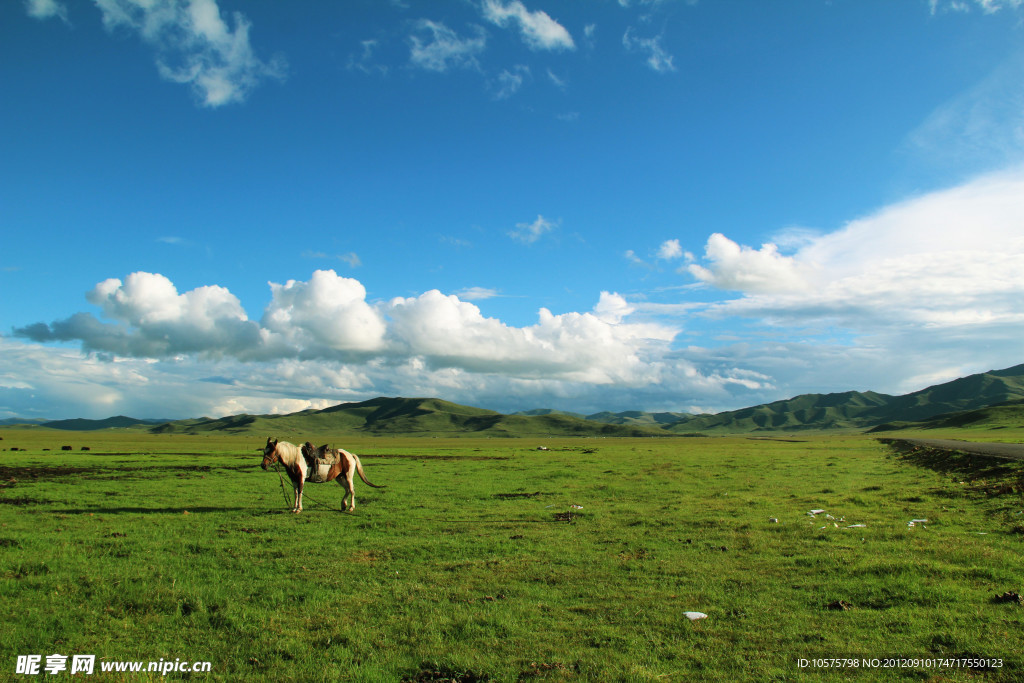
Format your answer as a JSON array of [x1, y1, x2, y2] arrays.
[[886, 438, 1024, 461]]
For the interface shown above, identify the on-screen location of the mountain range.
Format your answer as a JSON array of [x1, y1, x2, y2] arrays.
[[7, 363, 1024, 436]]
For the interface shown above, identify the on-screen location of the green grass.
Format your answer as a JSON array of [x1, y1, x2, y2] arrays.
[[1, 430, 1022, 680]]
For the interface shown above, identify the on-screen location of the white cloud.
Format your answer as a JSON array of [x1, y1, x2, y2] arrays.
[[24, 0, 68, 23], [385, 289, 676, 383], [90, 0, 284, 107], [409, 20, 486, 72], [509, 214, 556, 243], [481, 0, 575, 51], [690, 167, 1024, 331], [261, 270, 387, 355], [687, 234, 810, 294], [622, 27, 675, 73], [657, 238, 682, 260], [592, 291, 635, 324], [13, 271, 677, 398]]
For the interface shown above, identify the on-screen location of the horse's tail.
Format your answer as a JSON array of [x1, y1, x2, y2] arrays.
[[352, 453, 385, 488]]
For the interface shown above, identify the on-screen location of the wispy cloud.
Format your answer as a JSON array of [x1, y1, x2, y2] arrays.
[[481, 0, 575, 51], [622, 27, 675, 73], [409, 19, 486, 72], [508, 214, 557, 243], [454, 286, 501, 300], [490, 64, 531, 99], [347, 39, 389, 75], [902, 53, 1024, 180], [338, 252, 362, 268], [87, 0, 285, 107], [929, 0, 1023, 13]]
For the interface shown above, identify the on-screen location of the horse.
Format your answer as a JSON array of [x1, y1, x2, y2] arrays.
[[259, 437, 384, 513]]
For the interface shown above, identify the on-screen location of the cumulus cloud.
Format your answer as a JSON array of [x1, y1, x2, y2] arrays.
[[481, 0, 575, 51], [261, 270, 388, 356], [622, 28, 675, 73], [409, 20, 486, 72], [509, 214, 556, 243], [690, 167, 1024, 331], [687, 234, 810, 294], [13, 271, 679, 396], [90, 0, 284, 107], [385, 289, 676, 383]]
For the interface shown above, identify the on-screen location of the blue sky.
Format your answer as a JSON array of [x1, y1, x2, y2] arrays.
[[3, 0, 1024, 420]]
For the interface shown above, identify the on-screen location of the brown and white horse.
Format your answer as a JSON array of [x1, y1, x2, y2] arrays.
[[259, 437, 383, 513]]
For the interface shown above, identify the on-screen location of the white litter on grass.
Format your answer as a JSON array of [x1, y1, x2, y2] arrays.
[[846, 524, 866, 528], [910, 519, 928, 524], [571, 505, 583, 510], [809, 509, 826, 515], [768, 517, 779, 523], [684, 612, 708, 621]]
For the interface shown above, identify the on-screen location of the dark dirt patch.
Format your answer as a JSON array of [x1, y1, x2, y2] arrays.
[[365, 454, 511, 461], [0, 496, 45, 506], [0, 463, 257, 483], [492, 491, 546, 499], [0, 538, 21, 547], [826, 600, 853, 611], [519, 662, 573, 679], [0, 465, 100, 479], [401, 663, 491, 682]]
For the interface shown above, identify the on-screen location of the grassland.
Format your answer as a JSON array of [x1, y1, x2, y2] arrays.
[[1, 429, 1022, 681]]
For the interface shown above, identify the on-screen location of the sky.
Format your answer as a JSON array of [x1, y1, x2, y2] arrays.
[[2, 0, 1024, 420]]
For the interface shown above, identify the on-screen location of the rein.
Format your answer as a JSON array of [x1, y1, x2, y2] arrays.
[[270, 460, 344, 512]]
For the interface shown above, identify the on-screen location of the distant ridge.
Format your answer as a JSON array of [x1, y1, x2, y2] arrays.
[[150, 397, 672, 437], [6, 363, 1024, 436], [42, 416, 168, 431], [661, 363, 1024, 433]]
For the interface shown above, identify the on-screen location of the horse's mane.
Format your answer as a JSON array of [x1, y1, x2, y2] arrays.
[[272, 440, 303, 465]]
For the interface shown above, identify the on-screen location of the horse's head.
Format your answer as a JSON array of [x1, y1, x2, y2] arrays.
[[260, 437, 279, 470]]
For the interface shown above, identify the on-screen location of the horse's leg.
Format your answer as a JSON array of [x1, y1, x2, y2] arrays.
[[345, 467, 356, 511], [289, 468, 303, 513]]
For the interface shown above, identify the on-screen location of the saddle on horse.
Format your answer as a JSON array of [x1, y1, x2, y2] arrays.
[[301, 442, 342, 483]]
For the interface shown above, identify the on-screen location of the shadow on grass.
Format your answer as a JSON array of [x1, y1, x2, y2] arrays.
[[879, 438, 1024, 492], [55, 506, 258, 514]]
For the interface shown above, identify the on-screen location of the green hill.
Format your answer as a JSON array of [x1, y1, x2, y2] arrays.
[[665, 390, 893, 433], [587, 410, 693, 426], [665, 364, 1024, 433], [150, 397, 671, 437], [869, 399, 1024, 432]]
